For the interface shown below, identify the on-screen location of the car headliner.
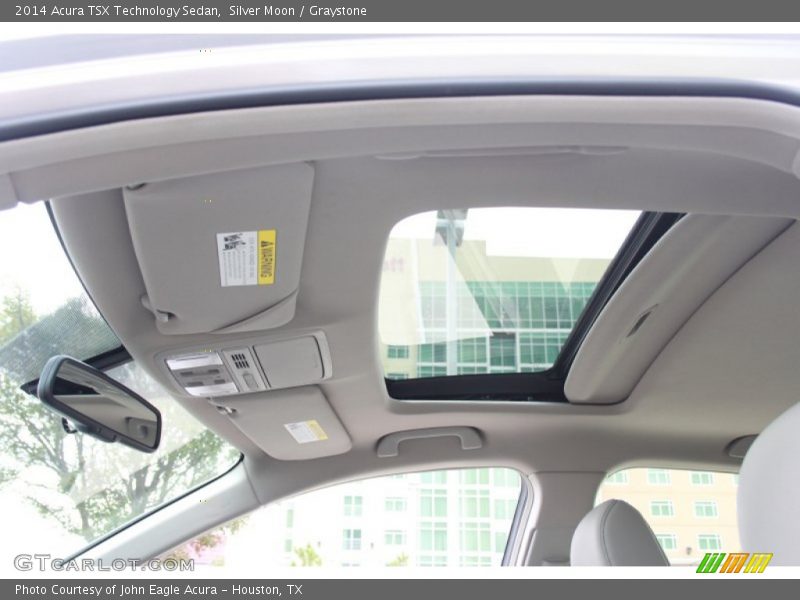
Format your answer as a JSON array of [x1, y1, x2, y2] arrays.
[[2, 35, 800, 563]]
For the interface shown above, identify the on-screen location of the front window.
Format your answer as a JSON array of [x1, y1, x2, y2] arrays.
[[379, 207, 641, 380], [0, 202, 240, 561]]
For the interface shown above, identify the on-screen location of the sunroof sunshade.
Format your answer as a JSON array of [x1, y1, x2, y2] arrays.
[[379, 207, 641, 381]]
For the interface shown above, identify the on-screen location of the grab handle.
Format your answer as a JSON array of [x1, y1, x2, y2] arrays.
[[376, 426, 482, 458]]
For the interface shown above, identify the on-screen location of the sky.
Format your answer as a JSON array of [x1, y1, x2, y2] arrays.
[[0, 201, 85, 315], [390, 207, 640, 258]]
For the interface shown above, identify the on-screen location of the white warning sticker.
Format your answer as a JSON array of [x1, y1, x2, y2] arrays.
[[217, 231, 258, 287], [284, 420, 328, 444], [217, 230, 276, 287]]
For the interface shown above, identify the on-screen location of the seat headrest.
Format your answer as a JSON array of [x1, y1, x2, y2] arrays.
[[738, 402, 800, 565], [570, 499, 670, 566]]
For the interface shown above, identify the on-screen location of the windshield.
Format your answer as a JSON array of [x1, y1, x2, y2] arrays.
[[0, 202, 240, 560]]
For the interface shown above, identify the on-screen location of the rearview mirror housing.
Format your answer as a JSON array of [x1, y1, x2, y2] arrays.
[[36, 355, 161, 453]]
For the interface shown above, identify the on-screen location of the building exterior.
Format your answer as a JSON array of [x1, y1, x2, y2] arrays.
[[380, 237, 608, 379], [184, 465, 738, 569], [596, 468, 740, 565], [197, 467, 523, 568]]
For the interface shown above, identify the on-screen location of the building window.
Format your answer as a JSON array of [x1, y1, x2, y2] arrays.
[[656, 533, 678, 551], [604, 471, 629, 485], [489, 332, 517, 371], [420, 489, 448, 518], [691, 472, 715, 486], [458, 337, 488, 364], [419, 521, 447, 551], [343, 529, 362, 550], [384, 530, 406, 545], [418, 555, 447, 567], [460, 556, 492, 566], [460, 468, 490, 485], [650, 500, 675, 517], [494, 499, 517, 520], [417, 365, 447, 378], [647, 469, 671, 485], [387, 345, 410, 359], [698, 534, 722, 551], [283, 539, 293, 553], [344, 495, 363, 517], [420, 471, 448, 484], [493, 469, 520, 488], [385, 497, 407, 512], [460, 522, 491, 552], [694, 501, 719, 518], [387, 372, 408, 380], [461, 489, 490, 518]]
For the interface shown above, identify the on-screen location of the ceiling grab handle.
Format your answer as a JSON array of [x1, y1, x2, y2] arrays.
[[376, 426, 482, 458]]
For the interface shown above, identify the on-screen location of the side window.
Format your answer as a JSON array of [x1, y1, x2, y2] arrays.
[[168, 467, 522, 568], [596, 468, 740, 566]]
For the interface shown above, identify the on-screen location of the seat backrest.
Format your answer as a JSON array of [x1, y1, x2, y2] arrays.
[[738, 402, 800, 565], [570, 499, 670, 566]]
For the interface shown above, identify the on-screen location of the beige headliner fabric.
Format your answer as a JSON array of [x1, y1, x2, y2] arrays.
[[26, 94, 800, 563]]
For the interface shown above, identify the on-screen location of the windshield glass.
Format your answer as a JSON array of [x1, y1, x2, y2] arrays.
[[0, 202, 240, 560], [0, 203, 121, 383], [379, 207, 640, 379]]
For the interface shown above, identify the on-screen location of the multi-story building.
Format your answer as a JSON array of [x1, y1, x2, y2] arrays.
[[596, 468, 740, 565], [204, 467, 522, 568], [380, 237, 607, 380]]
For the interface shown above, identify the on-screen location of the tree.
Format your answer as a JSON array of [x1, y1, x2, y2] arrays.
[[0, 291, 238, 542], [291, 543, 323, 567], [0, 287, 36, 345], [387, 553, 409, 567]]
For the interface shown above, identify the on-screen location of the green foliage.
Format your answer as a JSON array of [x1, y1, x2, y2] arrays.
[[291, 543, 323, 567], [0, 287, 36, 344], [387, 553, 409, 567], [0, 290, 238, 543], [0, 294, 119, 384]]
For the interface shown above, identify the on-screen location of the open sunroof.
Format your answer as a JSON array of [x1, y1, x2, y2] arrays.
[[379, 207, 681, 401]]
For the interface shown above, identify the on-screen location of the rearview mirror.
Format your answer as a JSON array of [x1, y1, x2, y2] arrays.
[[37, 356, 161, 453]]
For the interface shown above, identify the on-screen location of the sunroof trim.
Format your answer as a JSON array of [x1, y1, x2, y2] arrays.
[[550, 211, 684, 380], [385, 211, 683, 402]]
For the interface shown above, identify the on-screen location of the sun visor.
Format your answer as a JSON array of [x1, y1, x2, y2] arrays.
[[213, 386, 352, 461], [123, 163, 314, 335]]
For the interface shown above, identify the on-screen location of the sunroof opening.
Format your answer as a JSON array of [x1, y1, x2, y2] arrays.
[[379, 207, 641, 382]]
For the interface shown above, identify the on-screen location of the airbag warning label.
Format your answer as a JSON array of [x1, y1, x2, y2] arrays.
[[284, 420, 328, 444], [216, 230, 276, 287]]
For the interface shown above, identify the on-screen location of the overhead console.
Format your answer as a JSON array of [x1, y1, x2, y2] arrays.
[[158, 333, 349, 461], [123, 163, 314, 335], [159, 332, 332, 398]]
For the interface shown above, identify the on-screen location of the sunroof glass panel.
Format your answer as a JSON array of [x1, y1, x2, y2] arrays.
[[379, 207, 641, 380]]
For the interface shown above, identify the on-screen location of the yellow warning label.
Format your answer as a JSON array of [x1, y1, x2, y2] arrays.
[[306, 419, 329, 441], [257, 229, 276, 285]]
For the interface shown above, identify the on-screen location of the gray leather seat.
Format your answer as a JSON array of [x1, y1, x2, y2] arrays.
[[738, 402, 800, 565], [570, 499, 669, 566]]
